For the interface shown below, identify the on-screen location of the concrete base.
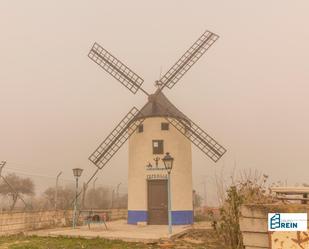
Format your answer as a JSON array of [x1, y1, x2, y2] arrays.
[[26, 219, 194, 242]]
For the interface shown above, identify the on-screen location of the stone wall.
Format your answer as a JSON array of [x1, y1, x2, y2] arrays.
[[0, 209, 127, 235]]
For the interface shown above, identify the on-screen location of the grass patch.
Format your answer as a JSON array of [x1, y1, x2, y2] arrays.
[[0, 229, 225, 249], [0, 235, 157, 249]]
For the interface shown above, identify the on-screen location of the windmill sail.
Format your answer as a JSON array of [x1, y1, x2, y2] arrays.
[[159, 31, 219, 90], [165, 115, 226, 162], [89, 107, 144, 169], [88, 42, 144, 94]]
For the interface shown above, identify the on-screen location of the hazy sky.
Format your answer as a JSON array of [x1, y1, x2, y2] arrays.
[[1, 1, 309, 205]]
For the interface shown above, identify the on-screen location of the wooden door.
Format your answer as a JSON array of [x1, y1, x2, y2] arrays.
[[147, 179, 168, 225]]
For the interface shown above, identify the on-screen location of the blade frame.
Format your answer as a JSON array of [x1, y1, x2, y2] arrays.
[[159, 31, 219, 91], [150, 97, 226, 162], [165, 115, 226, 162], [88, 42, 144, 94], [89, 107, 144, 169]]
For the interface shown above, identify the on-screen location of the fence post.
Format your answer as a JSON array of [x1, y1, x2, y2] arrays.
[[55, 171, 62, 210], [0, 161, 6, 177]]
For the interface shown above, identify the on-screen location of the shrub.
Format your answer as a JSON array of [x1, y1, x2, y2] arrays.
[[215, 171, 273, 249]]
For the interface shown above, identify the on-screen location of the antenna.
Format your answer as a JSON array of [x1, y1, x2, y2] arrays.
[[154, 66, 164, 89]]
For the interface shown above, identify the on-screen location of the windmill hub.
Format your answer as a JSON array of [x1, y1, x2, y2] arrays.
[[87, 30, 226, 225]]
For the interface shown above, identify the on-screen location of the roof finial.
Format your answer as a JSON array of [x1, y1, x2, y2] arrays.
[[155, 80, 163, 88]]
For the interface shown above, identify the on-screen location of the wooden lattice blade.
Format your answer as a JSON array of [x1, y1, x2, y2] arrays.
[[89, 107, 144, 169], [88, 42, 144, 94], [166, 115, 226, 162], [159, 31, 219, 90]]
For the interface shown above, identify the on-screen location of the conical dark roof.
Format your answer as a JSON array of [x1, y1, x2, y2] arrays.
[[136, 89, 189, 122]]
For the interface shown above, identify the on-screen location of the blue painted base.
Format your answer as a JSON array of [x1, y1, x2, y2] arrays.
[[128, 210, 147, 224], [127, 210, 193, 225], [171, 210, 193, 225]]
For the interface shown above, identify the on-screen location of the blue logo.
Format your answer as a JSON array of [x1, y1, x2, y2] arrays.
[[270, 213, 281, 229]]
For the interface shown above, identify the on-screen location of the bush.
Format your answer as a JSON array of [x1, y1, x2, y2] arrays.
[[215, 171, 274, 249]]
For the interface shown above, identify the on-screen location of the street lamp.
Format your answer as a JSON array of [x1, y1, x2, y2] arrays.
[[73, 168, 83, 178], [162, 152, 174, 235], [72, 168, 83, 229]]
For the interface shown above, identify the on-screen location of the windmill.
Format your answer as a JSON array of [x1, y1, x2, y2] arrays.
[[87, 30, 226, 225]]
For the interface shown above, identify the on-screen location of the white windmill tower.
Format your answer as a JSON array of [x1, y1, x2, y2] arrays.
[[87, 30, 226, 225]]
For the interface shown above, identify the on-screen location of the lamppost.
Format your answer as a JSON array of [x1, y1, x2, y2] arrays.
[[72, 168, 83, 229], [162, 152, 174, 235]]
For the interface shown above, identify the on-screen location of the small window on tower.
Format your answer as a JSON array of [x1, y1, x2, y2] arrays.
[[161, 122, 169, 131], [137, 124, 144, 133], [152, 140, 164, 154]]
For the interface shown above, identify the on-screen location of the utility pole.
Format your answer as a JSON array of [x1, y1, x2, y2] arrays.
[[55, 171, 62, 210], [81, 182, 88, 209], [202, 181, 207, 207], [202, 175, 211, 207], [92, 178, 98, 209], [93, 177, 98, 190], [0, 161, 7, 212], [0, 161, 6, 177], [116, 183, 121, 209], [111, 189, 115, 209]]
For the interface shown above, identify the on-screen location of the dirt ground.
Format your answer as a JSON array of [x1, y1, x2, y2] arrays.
[[161, 228, 225, 249]]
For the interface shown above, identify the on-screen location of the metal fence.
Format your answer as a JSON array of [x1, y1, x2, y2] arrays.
[[0, 209, 127, 235], [0, 164, 127, 212]]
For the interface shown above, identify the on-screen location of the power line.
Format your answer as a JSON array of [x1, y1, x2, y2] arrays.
[[2, 167, 126, 188], [1, 161, 77, 180], [3, 168, 75, 182]]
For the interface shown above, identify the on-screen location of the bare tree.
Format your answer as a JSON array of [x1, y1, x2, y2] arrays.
[[43, 186, 75, 210], [0, 173, 35, 210]]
